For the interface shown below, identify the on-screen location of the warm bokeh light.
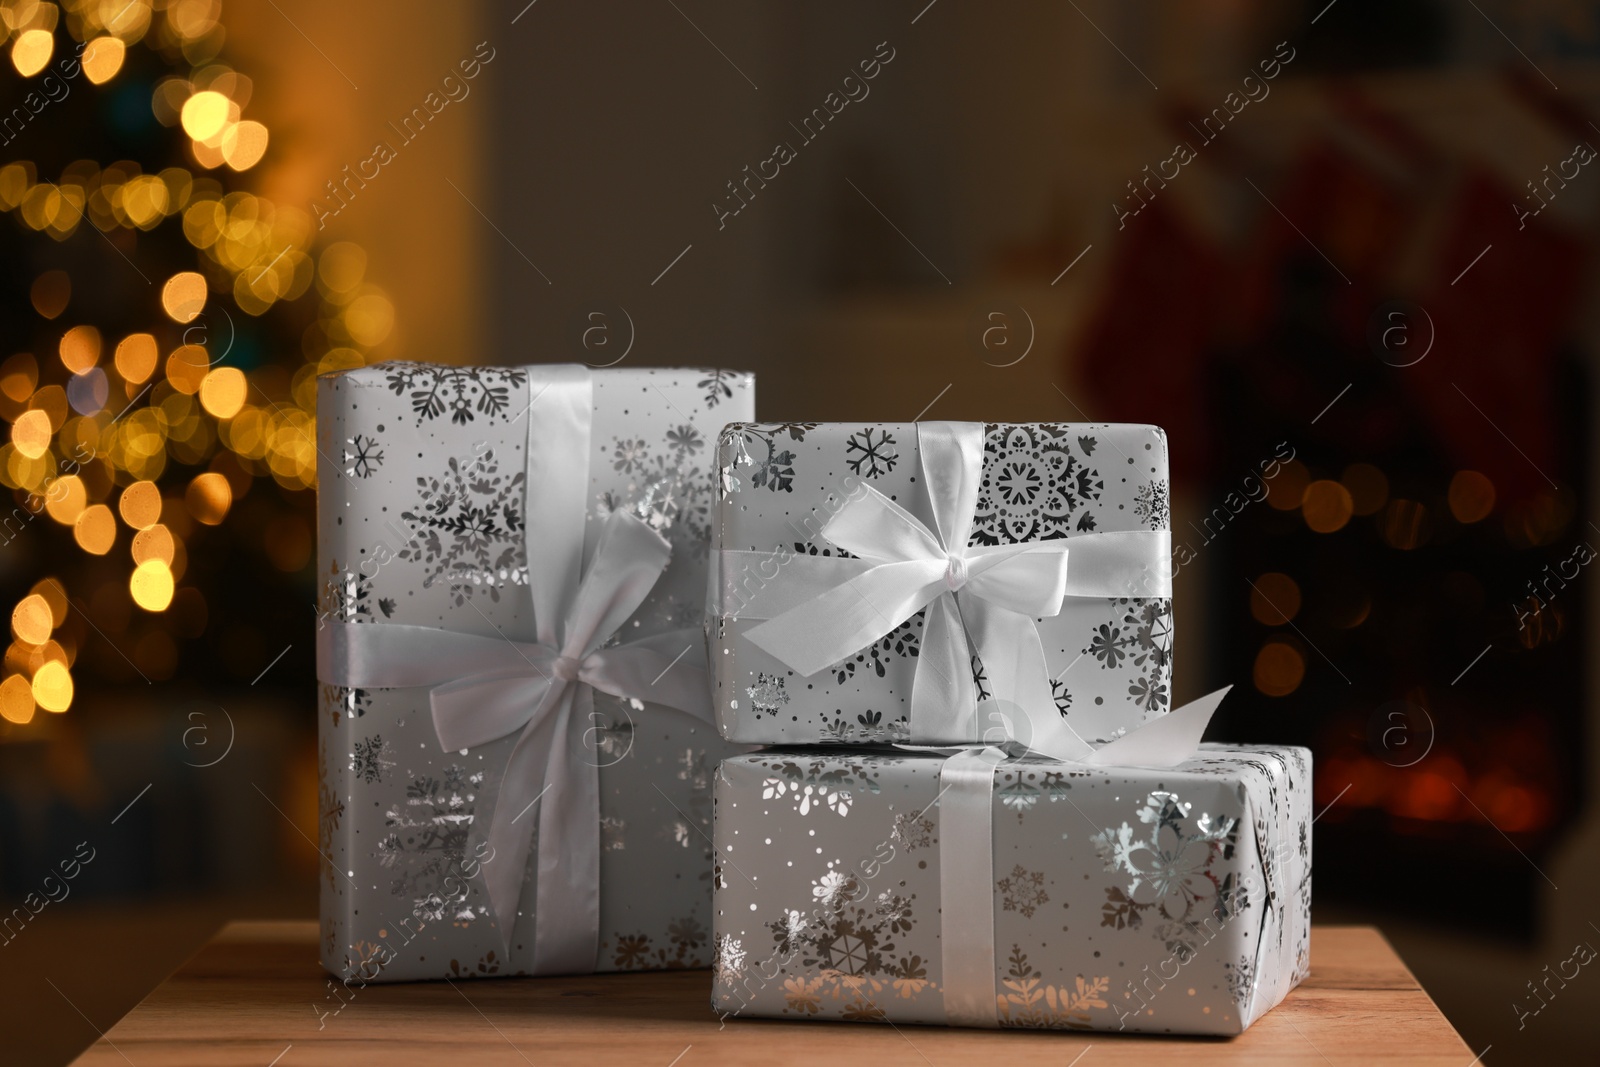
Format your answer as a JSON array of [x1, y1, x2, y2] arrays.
[[12, 594, 54, 646], [31, 270, 70, 319], [0, 674, 34, 725], [165, 344, 210, 393], [199, 366, 246, 418], [30, 580, 67, 629], [221, 120, 268, 170], [1302, 479, 1354, 533], [82, 35, 126, 84], [75, 504, 116, 554], [119, 480, 163, 530], [1249, 572, 1301, 625], [132, 523, 176, 565], [186, 471, 232, 524], [31, 661, 73, 713], [1448, 470, 1496, 524], [59, 324, 103, 374], [11, 408, 51, 459], [162, 271, 208, 322], [1253, 640, 1305, 697], [130, 559, 176, 612], [43, 474, 87, 524], [115, 333, 159, 383], [11, 28, 54, 77], [180, 90, 231, 141]]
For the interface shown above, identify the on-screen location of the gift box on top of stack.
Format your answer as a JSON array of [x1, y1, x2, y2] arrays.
[[315, 362, 753, 982], [706, 420, 1312, 1035]]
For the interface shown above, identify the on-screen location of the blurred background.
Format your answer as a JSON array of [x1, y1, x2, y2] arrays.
[[2, 0, 1598, 1063]]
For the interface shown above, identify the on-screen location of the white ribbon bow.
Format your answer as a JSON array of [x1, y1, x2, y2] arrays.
[[745, 421, 1096, 760], [317, 365, 711, 975]]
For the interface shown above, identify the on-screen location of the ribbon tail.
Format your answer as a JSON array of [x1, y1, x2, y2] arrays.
[[582, 629, 711, 721], [531, 685, 601, 975], [964, 600, 1093, 761], [1083, 685, 1231, 767], [744, 560, 943, 677], [479, 684, 566, 952], [909, 592, 979, 743], [938, 747, 1006, 1028]]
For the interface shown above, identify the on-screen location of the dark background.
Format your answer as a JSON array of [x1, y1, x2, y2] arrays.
[[3, 1, 1598, 1063]]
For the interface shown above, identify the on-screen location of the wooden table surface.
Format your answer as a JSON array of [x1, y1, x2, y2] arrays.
[[74, 922, 1474, 1065]]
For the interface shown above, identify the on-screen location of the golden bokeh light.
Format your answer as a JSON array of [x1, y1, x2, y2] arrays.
[[1448, 470, 1496, 524], [59, 324, 102, 374], [186, 471, 232, 525], [132, 523, 175, 565], [30, 270, 70, 319], [11, 408, 51, 459], [1253, 641, 1305, 697], [1249, 572, 1302, 626], [165, 344, 210, 393], [12, 594, 54, 645], [199, 366, 246, 418], [115, 333, 159, 383], [74, 504, 116, 554], [82, 36, 126, 84], [318, 242, 367, 294], [221, 120, 268, 171], [1, 352, 38, 402], [0, 674, 35, 725], [29, 580, 67, 628], [345, 293, 395, 347], [161, 271, 207, 323], [31, 661, 72, 713], [119, 480, 162, 530], [43, 474, 86, 524], [11, 29, 54, 78], [1302, 479, 1354, 533], [1266, 459, 1309, 511], [130, 559, 175, 612], [1342, 463, 1389, 516], [180, 90, 231, 141]]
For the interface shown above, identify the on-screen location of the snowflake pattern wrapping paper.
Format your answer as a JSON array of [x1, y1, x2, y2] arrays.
[[712, 744, 1310, 1035], [711, 422, 1173, 746], [316, 362, 753, 982]]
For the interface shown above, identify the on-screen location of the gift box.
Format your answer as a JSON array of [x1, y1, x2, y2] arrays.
[[710, 421, 1173, 750], [315, 362, 753, 982], [710, 737, 1311, 1034]]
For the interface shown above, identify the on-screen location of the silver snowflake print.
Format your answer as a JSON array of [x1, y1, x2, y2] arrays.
[[322, 564, 373, 623], [997, 864, 1049, 919], [600, 815, 626, 851], [746, 672, 790, 716], [612, 437, 649, 474], [845, 427, 898, 478], [398, 449, 528, 606], [1133, 480, 1170, 530], [972, 424, 1103, 545], [323, 683, 371, 724], [383, 363, 526, 425], [350, 734, 395, 785], [342, 434, 385, 479], [666, 424, 704, 454], [713, 933, 746, 985], [1226, 954, 1256, 1007], [890, 811, 935, 851]]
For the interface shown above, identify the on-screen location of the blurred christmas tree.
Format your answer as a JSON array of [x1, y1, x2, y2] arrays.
[[0, 0, 392, 725]]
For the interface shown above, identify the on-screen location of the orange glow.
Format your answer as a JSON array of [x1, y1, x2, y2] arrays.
[[1448, 471, 1496, 524], [1249, 572, 1301, 625]]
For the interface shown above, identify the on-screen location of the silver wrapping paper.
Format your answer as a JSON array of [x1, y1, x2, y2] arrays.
[[316, 363, 753, 982], [711, 422, 1173, 745], [711, 743, 1311, 1035]]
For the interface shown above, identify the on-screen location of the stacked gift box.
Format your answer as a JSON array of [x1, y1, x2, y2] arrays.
[[316, 363, 1310, 1034]]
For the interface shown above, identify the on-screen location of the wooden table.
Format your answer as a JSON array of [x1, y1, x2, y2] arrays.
[[75, 923, 1473, 1065]]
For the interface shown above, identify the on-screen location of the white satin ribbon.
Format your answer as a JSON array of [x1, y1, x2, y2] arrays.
[[742, 422, 1171, 759], [934, 687, 1230, 1027], [316, 366, 711, 975]]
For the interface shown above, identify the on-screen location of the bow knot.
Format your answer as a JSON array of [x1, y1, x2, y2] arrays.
[[553, 655, 584, 683], [943, 553, 969, 592]]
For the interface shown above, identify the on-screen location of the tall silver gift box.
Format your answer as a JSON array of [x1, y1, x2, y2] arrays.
[[711, 744, 1311, 1035], [710, 422, 1173, 747], [316, 363, 752, 981]]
